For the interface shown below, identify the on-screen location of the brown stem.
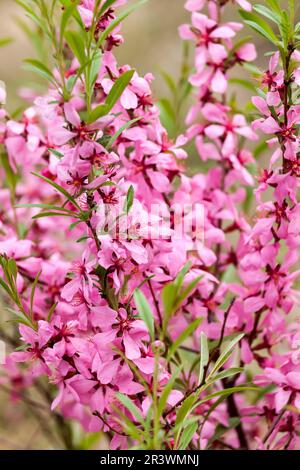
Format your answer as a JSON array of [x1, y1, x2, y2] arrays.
[[147, 278, 162, 327], [222, 378, 249, 450], [262, 407, 287, 446]]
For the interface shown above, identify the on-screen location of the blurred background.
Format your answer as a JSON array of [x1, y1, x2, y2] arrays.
[[0, 0, 289, 450]]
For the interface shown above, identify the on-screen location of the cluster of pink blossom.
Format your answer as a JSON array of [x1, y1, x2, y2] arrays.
[[179, 0, 300, 450], [0, 0, 209, 449], [0, 0, 300, 451]]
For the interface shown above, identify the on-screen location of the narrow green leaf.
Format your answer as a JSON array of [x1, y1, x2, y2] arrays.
[[31, 172, 81, 210], [1, 152, 18, 197], [239, 9, 279, 45], [47, 302, 58, 322], [15, 203, 75, 214], [124, 185, 134, 214], [97, 0, 148, 47], [161, 282, 177, 333], [196, 385, 259, 407], [205, 367, 243, 385], [30, 270, 42, 318], [112, 407, 143, 441], [174, 261, 192, 290], [87, 70, 135, 123], [175, 394, 195, 429], [6, 307, 37, 330], [0, 277, 13, 297], [207, 333, 244, 379], [134, 289, 154, 340], [174, 275, 202, 311], [65, 30, 86, 65], [48, 148, 64, 158], [60, 1, 80, 43], [198, 332, 209, 385], [99, 0, 119, 16], [106, 117, 142, 149], [266, 0, 282, 16], [116, 392, 144, 424], [32, 211, 75, 219], [0, 37, 13, 47], [89, 50, 102, 90], [229, 78, 257, 92], [24, 59, 57, 85], [158, 368, 182, 417], [178, 422, 198, 450], [253, 4, 281, 23], [157, 98, 176, 135], [8, 259, 18, 280], [160, 69, 177, 96]]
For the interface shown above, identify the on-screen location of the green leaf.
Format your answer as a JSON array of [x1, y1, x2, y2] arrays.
[[116, 392, 144, 424], [76, 236, 89, 243], [254, 141, 268, 158], [124, 185, 134, 214], [97, 0, 148, 47], [31, 172, 82, 211], [178, 422, 198, 450], [48, 148, 64, 158], [30, 270, 42, 319], [99, 0, 119, 16], [160, 70, 177, 97], [205, 367, 243, 385], [0, 153, 18, 198], [198, 332, 209, 385], [47, 302, 58, 322], [32, 211, 75, 219], [157, 98, 176, 135], [6, 307, 37, 330], [8, 258, 18, 280], [242, 62, 262, 76], [134, 289, 154, 340], [65, 30, 86, 65], [253, 4, 281, 23], [158, 368, 182, 417], [89, 50, 102, 90], [161, 282, 177, 333], [174, 393, 196, 446], [60, 1, 80, 44], [87, 70, 135, 123], [174, 262, 192, 290], [105, 69, 134, 111], [196, 386, 259, 407], [167, 318, 202, 360], [175, 394, 195, 429], [229, 78, 257, 92], [173, 275, 202, 311], [161, 264, 200, 335], [106, 117, 142, 149], [15, 203, 75, 215], [16, 0, 45, 29], [112, 406, 143, 441], [23, 59, 57, 86], [0, 37, 13, 48], [239, 9, 279, 45], [0, 277, 13, 298], [266, 0, 281, 12], [207, 333, 244, 380]]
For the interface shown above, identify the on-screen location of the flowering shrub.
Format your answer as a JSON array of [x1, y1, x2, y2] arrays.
[[0, 0, 300, 450]]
